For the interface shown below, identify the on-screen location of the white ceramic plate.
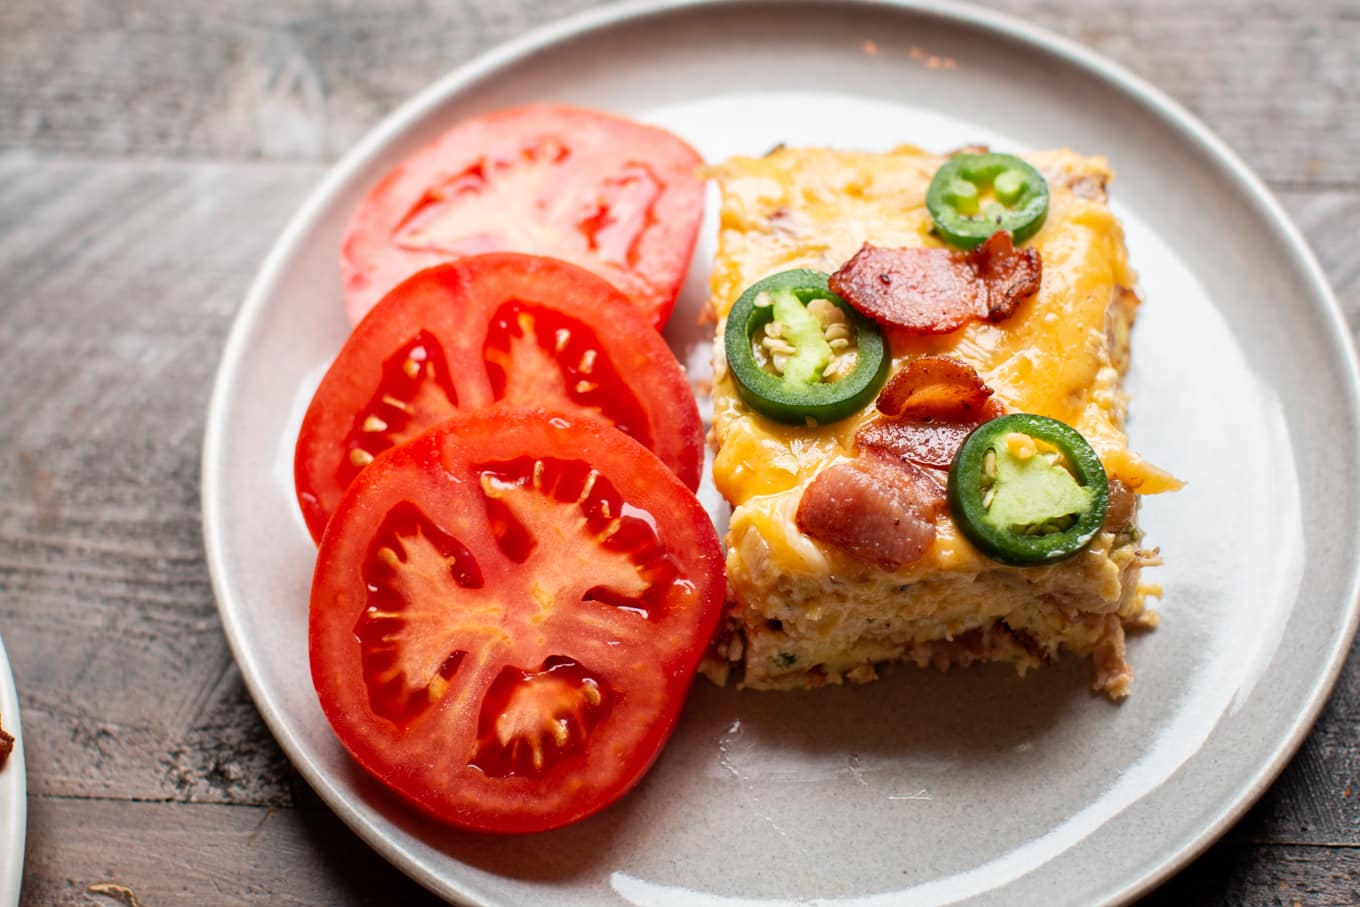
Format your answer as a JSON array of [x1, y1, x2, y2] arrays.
[[202, 1, 1360, 905], [0, 633, 26, 907]]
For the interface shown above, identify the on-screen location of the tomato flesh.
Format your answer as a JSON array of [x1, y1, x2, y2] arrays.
[[295, 253, 705, 542], [310, 411, 725, 832], [336, 332, 459, 485], [341, 105, 705, 328], [471, 657, 609, 779]]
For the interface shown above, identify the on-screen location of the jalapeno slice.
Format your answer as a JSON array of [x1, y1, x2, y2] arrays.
[[724, 269, 890, 425], [926, 153, 1049, 250], [947, 413, 1109, 566]]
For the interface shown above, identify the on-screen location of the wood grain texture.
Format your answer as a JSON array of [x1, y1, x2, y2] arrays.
[[1141, 841, 1360, 906], [2, 0, 1358, 189], [0, 0, 605, 163], [1280, 190, 1360, 324], [0, 0, 1358, 904], [17, 798, 1360, 907], [21, 791, 443, 906], [0, 161, 321, 808]]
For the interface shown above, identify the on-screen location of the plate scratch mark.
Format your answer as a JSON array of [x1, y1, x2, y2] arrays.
[[847, 752, 871, 787]]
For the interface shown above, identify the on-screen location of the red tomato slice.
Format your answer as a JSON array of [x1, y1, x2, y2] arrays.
[[295, 253, 704, 542], [341, 105, 705, 328], [309, 410, 725, 833]]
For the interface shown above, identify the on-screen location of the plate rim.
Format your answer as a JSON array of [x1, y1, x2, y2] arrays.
[[200, 1, 1360, 904], [0, 632, 27, 907]]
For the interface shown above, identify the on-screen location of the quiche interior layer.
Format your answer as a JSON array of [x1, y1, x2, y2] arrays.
[[703, 145, 1172, 698]]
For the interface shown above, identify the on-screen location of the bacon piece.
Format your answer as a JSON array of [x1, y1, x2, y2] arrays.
[[969, 231, 1043, 321], [858, 356, 1004, 468], [795, 449, 944, 571], [828, 231, 1041, 334], [875, 355, 993, 420], [856, 400, 1003, 470], [1102, 477, 1138, 531], [856, 420, 975, 469], [829, 244, 979, 334]]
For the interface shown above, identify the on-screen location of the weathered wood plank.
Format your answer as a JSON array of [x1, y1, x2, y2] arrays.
[[1231, 636, 1360, 848], [1140, 841, 1360, 907], [0, 0, 604, 162], [0, 160, 325, 807], [1279, 190, 1360, 324], [15, 794, 1360, 906], [1, 0, 1357, 189], [20, 792, 443, 906]]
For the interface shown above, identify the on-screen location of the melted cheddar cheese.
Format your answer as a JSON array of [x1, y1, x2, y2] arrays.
[[710, 147, 1177, 573]]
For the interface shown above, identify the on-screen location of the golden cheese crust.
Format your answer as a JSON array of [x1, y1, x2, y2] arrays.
[[703, 145, 1175, 698]]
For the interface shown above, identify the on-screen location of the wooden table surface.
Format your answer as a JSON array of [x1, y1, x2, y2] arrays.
[[2, 0, 1357, 904]]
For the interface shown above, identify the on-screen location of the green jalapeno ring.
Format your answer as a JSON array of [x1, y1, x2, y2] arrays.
[[947, 413, 1109, 566], [926, 152, 1050, 250], [723, 269, 890, 425]]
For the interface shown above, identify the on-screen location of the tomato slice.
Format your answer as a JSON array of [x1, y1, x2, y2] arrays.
[[341, 104, 705, 328], [295, 252, 705, 542], [309, 410, 725, 833]]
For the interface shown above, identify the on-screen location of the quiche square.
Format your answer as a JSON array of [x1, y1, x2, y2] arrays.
[[702, 145, 1178, 698]]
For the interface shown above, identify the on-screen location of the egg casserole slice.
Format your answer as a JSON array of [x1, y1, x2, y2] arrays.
[[702, 146, 1179, 698]]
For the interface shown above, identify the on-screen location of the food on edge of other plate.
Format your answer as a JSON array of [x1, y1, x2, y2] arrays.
[[702, 145, 1180, 698], [341, 104, 706, 329], [0, 710, 11, 769], [308, 410, 725, 833], [295, 252, 705, 543]]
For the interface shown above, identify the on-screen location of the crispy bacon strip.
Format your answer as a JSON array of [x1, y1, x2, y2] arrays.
[[970, 231, 1043, 320], [875, 355, 994, 420], [857, 420, 975, 469], [828, 231, 1041, 334], [858, 355, 1003, 468], [795, 449, 944, 571]]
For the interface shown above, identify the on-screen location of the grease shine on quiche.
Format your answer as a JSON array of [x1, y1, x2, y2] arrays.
[[702, 145, 1180, 698]]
